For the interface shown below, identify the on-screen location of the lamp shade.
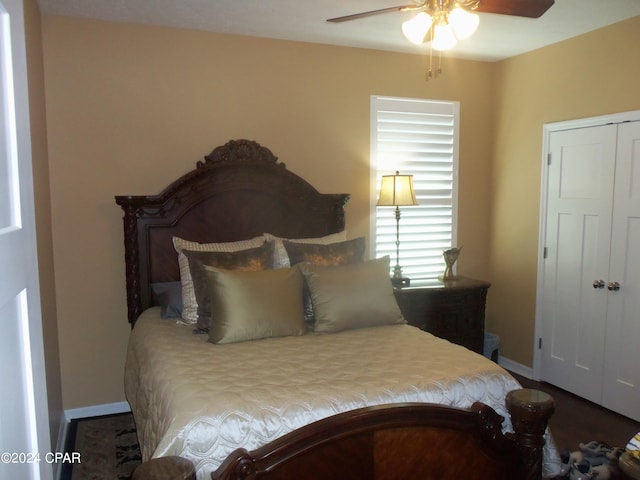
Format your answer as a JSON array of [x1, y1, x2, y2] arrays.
[[376, 171, 418, 207]]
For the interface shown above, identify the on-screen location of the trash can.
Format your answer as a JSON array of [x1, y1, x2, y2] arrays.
[[483, 332, 500, 363]]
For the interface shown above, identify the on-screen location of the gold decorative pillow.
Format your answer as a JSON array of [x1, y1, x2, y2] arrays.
[[264, 231, 347, 268], [205, 265, 306, 344], [283, 237, 366, 325], [301, 256, 405, 334], [173, 235, 266, 324], [183, 241, 275, 332], [282, 237, 366, 267]]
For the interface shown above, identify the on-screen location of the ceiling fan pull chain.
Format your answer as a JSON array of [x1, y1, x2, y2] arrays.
[[427, 52, 433, 80], [426, 27, 443, 81], [426, 28, 434, 80]]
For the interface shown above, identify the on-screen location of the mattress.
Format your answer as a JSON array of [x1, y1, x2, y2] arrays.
[[125, 307, 559, 479]]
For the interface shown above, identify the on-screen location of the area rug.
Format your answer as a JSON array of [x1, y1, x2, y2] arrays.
[[61, 412, 141, 480]]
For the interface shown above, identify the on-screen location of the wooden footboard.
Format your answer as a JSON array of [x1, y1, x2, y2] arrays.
[[211, 389, 555, 480]]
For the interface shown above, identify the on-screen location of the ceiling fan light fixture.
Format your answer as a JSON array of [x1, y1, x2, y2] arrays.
[[401, 12, 433, 45], [432, 20, 457, 51], [448, 7, 479, 40]]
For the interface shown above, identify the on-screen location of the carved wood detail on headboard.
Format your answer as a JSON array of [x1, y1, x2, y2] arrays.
[[115, 139, 350, 326]]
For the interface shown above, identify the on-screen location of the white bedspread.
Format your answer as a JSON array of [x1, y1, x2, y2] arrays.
[[125, 307, 559, 479]]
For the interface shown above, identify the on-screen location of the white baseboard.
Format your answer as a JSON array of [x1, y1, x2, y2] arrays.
[[64, 401, 131, 422], [498, 355, 534, 379]]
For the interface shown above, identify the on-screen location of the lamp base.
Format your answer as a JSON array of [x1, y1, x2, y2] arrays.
[[438, 274, 458, 282], [392, 276, 411, 288]]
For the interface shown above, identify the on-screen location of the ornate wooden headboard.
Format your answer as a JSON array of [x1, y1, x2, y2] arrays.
[[115, 139, 350, 326]]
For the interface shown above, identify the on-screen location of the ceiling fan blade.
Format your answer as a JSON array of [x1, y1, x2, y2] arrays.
[[475, 0, 555, 18], [327, 5, 417, 23], [327, 0, 554, 23]]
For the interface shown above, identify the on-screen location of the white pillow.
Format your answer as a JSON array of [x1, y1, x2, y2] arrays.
[[264, 231, 347, 268], [172, 235, 265, 324]]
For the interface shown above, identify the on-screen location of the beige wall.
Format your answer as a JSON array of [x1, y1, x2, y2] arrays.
[[41, 16, 496, 408], [41, 12, 640, 409], [23, 0, 62, 445], [488, 16, 640, 365]]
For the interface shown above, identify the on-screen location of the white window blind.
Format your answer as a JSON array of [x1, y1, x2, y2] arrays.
[[370, 96, 459, 286]]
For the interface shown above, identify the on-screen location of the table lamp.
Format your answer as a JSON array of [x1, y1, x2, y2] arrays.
[[376, 171, 418, 287]]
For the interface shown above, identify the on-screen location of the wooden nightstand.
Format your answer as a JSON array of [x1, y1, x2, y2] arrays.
[[393, 277, 491, 354]]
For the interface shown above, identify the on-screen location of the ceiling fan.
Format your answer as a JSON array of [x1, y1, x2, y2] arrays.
[[327, 0, 555, 78], [327, 0, 556, 24]]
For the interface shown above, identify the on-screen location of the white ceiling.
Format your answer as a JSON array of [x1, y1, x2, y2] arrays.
[[37, 0, 640, 61]]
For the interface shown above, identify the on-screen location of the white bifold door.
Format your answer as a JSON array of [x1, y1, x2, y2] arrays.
[[540, 119, 640, 422]]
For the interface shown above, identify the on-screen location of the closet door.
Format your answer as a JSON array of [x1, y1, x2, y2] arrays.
[[540, 125, 616, 404], [602, 121, 640, 421]]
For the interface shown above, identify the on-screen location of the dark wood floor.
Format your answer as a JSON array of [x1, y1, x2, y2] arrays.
[[511, 372, 640, 453]]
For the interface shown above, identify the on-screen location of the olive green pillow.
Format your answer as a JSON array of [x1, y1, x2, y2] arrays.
[[205, 265, 306, 344], [183, 241, 275, 332], [301, 256, 405, 334], [283, 237, 366, 325]]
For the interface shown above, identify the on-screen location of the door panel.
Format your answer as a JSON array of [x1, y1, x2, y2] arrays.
[[0, 0, 51, 478], [541, 125, 616, 404], [602, 121, 640, 421], [0, 292, 36, 478]]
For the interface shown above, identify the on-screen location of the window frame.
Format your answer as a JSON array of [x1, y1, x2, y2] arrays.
[[369, 95, 460, 286]]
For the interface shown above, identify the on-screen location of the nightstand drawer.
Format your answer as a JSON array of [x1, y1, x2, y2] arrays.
[[394, 277, 490, 354]]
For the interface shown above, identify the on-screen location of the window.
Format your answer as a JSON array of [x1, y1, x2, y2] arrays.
[[370, 96, 459, 286]]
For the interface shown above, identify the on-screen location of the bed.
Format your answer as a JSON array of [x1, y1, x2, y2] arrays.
[[116, 139, 561, 479]]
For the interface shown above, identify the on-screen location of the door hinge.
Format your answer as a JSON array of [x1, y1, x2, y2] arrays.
[[538, 338, 542, 349], [547, 153, 552, 165], [543, 247, 548, 259]]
